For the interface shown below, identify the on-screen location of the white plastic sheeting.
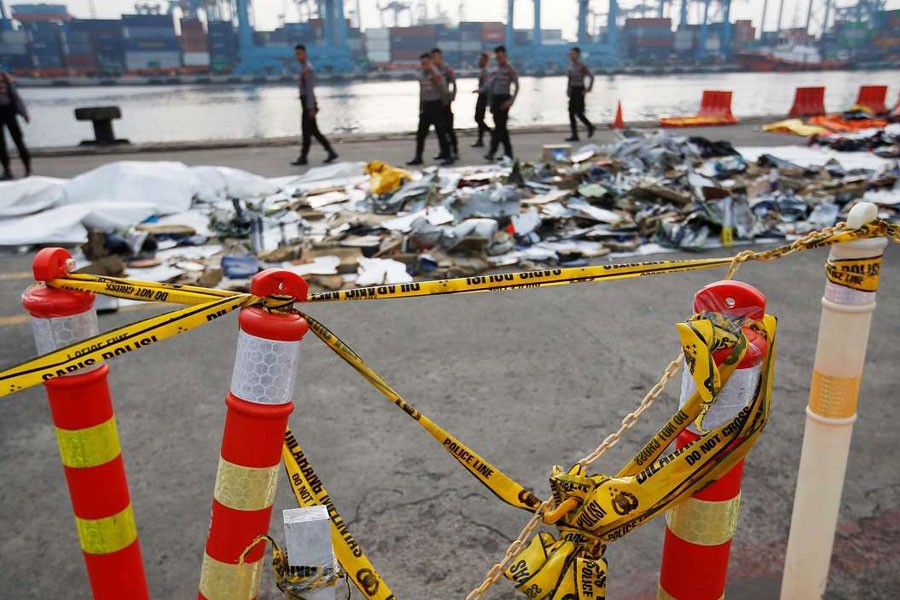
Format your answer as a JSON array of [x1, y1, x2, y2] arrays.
[[0, 161, 279, 246]]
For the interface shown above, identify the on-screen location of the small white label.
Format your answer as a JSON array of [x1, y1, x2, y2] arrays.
[[230, 330, 300, 405]]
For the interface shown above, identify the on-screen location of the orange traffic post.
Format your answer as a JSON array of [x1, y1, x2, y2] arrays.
[[853, 84, 888, 114], [658, 281, 768, 600], [788, 86, 826, 117], [612, 100, 625, 129], [198, 269, 310, 600], [21, 248, 149, 600]]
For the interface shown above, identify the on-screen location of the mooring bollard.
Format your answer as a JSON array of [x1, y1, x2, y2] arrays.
[[199, 269, 309, 600], [658, 280, 768, 600], [22, 248, 149, 600], [780, 202, 886, 600]]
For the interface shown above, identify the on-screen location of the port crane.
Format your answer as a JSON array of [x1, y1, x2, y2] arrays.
[[378, 1, 412, 27], [233, 0, 353, 74]]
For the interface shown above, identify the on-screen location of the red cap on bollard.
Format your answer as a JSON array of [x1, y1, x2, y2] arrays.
[[239, 269, 310, 342], [694, 280, 767, 368], [22, 248, 95, 318]]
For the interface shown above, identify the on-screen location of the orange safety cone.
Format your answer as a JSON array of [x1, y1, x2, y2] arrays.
[[612, 100, 625, 129]]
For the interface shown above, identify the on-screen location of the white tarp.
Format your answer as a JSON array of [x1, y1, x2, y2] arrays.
[[0, 202, 158, 245], [0, 176, 66, 217], [190, 166, 278, 201]]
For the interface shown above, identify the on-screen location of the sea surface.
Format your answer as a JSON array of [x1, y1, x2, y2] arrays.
[[17, 68, 900, 148]]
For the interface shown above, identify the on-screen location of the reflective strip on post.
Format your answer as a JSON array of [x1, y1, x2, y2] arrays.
[[230, 331, 301, 405], [75, 504, 139, 555], [666, 494, 741, 546], [55, 417, 122, 469], [199, 552, 265, 600], [213, 458, 280, 512], [781, 202, 887, 600]]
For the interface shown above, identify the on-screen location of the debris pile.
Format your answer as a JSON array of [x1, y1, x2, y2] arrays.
[[1, 131, 897, 294]]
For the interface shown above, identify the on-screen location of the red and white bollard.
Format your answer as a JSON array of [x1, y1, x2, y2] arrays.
[[22, 248, 149, 600], [198, 269, 309, 600], [658, 281, 768, 600]]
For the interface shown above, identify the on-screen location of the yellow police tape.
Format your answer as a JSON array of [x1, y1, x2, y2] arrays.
[[825, 256, 882, 293], [2, 219, 891, 400], [503, 314, 777, 600], [0, 219, 891, 599]]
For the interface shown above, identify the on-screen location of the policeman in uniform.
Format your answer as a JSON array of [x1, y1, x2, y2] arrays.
[[407, 52, 453, 166], [291, 44, 338, 166], [430, 47, 458, 160], [472, 52, 492, 148], [565, 47, 595, 142], [484, 46, 519, 161]]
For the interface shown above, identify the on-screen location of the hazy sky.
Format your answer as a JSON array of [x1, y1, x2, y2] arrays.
[[32, 0, 900, 37]]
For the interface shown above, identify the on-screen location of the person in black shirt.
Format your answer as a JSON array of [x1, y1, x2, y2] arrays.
[[0, 71, 31, 179], [565, 47, 595, 142]]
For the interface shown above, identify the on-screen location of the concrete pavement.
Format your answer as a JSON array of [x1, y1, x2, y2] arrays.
[[0, 127, 898, 599]]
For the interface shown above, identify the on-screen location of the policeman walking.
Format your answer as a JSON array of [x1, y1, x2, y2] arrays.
[[471, 52, 492, 148], [565, 47, 595, 142], [430, 47, 458, 160], [291, 44, 338, 166], [484, 46, 519, 161], [407, 52, 453, 166]]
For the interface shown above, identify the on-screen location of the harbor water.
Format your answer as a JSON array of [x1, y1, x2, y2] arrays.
[[18, 68, 900, 148]]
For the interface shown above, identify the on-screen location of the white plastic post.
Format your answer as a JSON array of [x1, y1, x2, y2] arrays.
[[780, 202, 887, 599], [283, 506, 336, 600]]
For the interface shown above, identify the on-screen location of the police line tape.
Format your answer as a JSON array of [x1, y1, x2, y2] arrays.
[[0, 220, 889, 599], [4, 219, 889, 398]]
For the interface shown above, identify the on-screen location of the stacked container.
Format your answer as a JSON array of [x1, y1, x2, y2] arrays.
[[365, 27, 390, 65], [0, 30, 33, 71], [207, 20, 236, 73], [180, 17, 209, 68], [24, 21, 64, 69], [390, 25, 437, 63], [482, 21, 504, 44], [624, 18, 673, 59], [460, 21, 483, 62], [123, 14, 180, 71]]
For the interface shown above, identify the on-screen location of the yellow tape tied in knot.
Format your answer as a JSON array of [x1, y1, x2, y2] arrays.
[[503, 313, 778, 600]]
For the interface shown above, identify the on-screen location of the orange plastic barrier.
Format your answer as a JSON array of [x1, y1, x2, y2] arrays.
[[660, 90, 738, 127], [788, 86, 826, 117], [854, 85, 888, 114], [809, 114, 888, 132]]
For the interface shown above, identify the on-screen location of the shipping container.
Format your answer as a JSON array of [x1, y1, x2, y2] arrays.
[[704, 34, 721, 51], [182, 51, 210, 66], [391, 48, 421, 61], [674, 30, 695, 50], [126, 38, 180, 51], [126, 50, 181, 70], [460, 40, 483, 52], [625, 17, 672, 28], [65, 53, 97, 69], [366, 27, 391, 40], [0, 54, 32, 69], [367, 51, 391, 63], [482, 30, 504, 42]]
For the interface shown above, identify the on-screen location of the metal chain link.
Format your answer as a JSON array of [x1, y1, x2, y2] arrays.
[[465, 356, 683, 600], [465, 220, 884, 599]]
